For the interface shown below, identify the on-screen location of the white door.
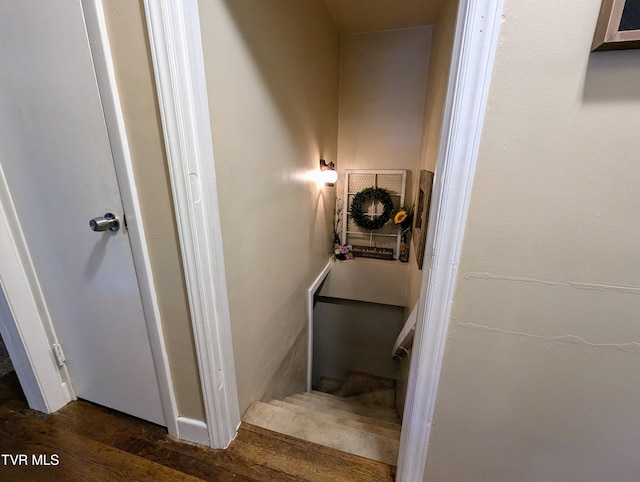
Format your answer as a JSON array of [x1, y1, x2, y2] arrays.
[[0, 1, 165, 426]]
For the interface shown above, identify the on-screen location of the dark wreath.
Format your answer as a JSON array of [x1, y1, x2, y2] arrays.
[[350, 187, 394, 231]]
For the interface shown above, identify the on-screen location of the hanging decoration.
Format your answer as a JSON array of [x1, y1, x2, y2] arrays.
[[350, 187, 394, 231]]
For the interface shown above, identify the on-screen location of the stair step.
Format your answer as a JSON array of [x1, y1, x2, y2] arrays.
[[238, 423, 396, 481], [291, 393, 400, 422], [346, 389, 397, 410], [280, 397, 401, 431], [243, 401, 399, 465], [317, 376, 344, 395], [311, 389, 397, 412], [336, 372, 396, 397], [284, 395, 400, 426], [269, 400, 401, 439]]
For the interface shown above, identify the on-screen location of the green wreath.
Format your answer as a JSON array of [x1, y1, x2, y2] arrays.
[[350, 187, 394, 231]]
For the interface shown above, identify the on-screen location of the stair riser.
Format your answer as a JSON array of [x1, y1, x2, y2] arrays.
[[288, 394, 400, 423], [270, 401, 401, 439]]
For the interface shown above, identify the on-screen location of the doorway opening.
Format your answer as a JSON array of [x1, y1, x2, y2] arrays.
[[233, 0, 460, 467]]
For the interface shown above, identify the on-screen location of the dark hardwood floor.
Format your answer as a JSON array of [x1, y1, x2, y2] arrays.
[[0, 372, 395, 481]]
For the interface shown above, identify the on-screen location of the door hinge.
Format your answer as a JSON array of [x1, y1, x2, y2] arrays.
[[52, 343, 66, 367]]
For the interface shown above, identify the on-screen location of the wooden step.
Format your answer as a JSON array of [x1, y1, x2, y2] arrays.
[[0, 372, 395, 481], [243, 401, 400, 466], [288, 393, 400, 423], [238, 423, 395, 481], [269, 400, 402, 439]]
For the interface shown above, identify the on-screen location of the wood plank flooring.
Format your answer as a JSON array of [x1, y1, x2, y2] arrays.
[[0, 372, 395, 481]]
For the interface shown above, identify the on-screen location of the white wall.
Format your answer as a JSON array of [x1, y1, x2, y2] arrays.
[[198, 0, 340, 415], [426, 0, 640, 480]]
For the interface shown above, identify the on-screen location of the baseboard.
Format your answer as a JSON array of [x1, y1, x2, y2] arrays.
[[176, 416, 210, 446]]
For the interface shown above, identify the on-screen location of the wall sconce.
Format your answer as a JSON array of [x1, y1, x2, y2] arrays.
[[320, 159, 338, 186]]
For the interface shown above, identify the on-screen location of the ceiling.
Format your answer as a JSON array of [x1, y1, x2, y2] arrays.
[[322, 0, 443, 34]]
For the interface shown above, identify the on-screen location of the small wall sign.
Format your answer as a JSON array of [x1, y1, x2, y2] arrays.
[[351, 245, 394, 260]]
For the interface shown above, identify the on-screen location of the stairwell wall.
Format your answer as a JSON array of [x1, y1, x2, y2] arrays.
[[426, 0, 640, 479], [198, 0, 340, 415], [397, 0, 459, 417]]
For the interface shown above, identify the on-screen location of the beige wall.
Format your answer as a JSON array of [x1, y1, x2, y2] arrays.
[[198, 0, 340, 415], [337, 27, 432, 205], [102, 1, 205, 421], [398, 0, 458, 417], [407, 0, 458, 311], [426, 0, 640, 480]]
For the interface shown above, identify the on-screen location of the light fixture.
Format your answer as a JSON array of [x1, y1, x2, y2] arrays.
[[320, 159, 338, 186]]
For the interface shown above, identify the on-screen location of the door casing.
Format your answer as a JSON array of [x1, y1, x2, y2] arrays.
[[143, 0, 504, 474]]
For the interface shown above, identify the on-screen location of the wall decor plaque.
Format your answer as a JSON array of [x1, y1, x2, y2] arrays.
[[351, 245, 394, 260]]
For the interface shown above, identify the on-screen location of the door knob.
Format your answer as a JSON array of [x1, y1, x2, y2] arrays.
[[89, 212, 120, 232]]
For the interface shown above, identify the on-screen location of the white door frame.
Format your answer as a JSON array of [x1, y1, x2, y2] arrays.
[[396, 0, 504, 479], [0, 0, 182, 439], [143, 0, 241, 449], [142, 0, 503, 463]]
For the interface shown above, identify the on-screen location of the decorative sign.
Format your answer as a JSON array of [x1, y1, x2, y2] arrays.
[[352, 245, 394, 260], [413, 170, 434, 270]]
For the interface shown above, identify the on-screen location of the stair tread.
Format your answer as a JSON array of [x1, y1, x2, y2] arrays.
[[243, 401, 399, 466], [238, 423, 396, 481], [346, 389, 397, 410], [311, 390, 397, 412], [283, 396, 401, 428], [335, 372, 396, 397], [269, 400, 401, 438], [290, 393, 400, 422]]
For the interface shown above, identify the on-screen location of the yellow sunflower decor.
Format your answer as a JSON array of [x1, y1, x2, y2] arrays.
[[395, 205, 414, 263], [394, 211, 407, 224]]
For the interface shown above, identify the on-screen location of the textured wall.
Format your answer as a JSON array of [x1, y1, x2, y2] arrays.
[[406, 0, 458, 312], [102, 0, 204, 421], [337, 26, 432, 205], [426, 0, 640, 480], [198, 0, 340, 415]]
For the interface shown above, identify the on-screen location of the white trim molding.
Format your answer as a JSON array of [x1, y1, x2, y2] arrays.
[[396, 0, 504, 480], [176, 417, 210, 446], [306, 259, 333, 391], [143, 0, 241, 448], [82, 0, 180, 438]]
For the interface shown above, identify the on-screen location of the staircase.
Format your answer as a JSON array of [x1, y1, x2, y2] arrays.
[[243, 372, 401, 466]]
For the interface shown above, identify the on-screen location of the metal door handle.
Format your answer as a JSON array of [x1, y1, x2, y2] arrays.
[[89, 212, 120, 232]]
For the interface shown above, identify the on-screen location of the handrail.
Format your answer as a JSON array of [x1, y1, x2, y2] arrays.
[[392, 302, 418, 358]]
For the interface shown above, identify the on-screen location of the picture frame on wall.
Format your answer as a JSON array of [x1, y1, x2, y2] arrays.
[[413, 170, 434, 270], [592, 0, 640, 51]]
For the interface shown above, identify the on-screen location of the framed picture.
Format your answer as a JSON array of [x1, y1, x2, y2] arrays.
[[592, 0, 640, 51], [412, 170, 434, 270]]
